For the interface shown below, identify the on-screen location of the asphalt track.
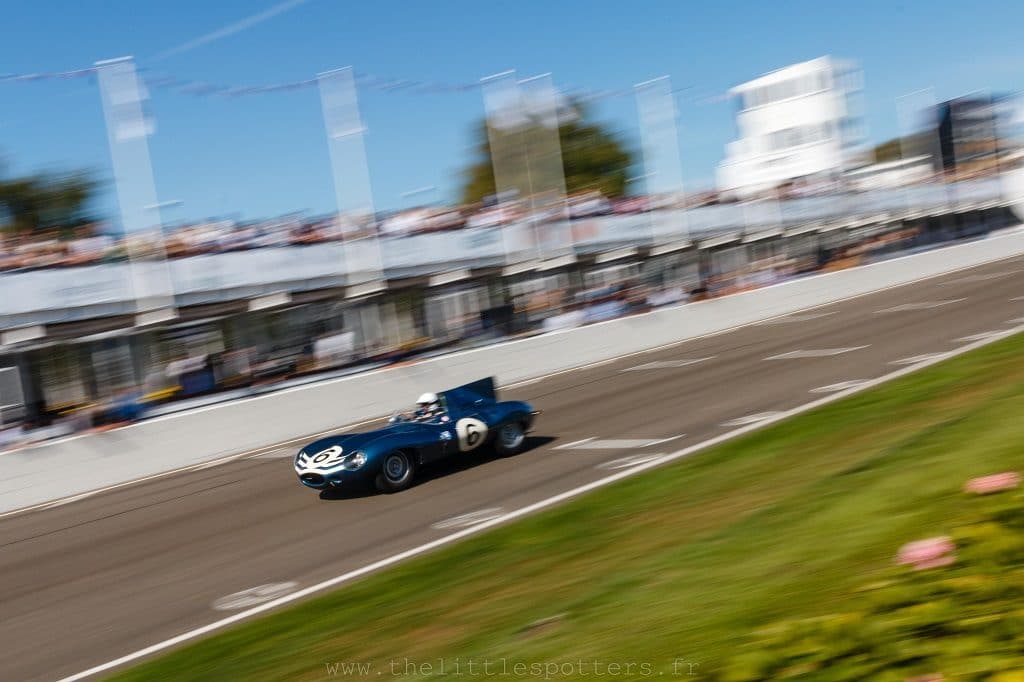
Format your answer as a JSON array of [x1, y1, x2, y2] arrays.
[[3, 255, 1024, 681]]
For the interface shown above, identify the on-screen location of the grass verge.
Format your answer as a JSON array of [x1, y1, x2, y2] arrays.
[[112, 332, 1024, 680]]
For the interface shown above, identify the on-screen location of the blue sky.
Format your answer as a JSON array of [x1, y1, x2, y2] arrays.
[[2, 0, 1023, 225]]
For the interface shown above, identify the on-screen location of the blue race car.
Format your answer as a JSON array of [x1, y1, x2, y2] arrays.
[[294, 377, 539, 493]]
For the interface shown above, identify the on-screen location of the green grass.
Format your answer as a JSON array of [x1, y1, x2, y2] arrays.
[[112, 333, 1024, 681]]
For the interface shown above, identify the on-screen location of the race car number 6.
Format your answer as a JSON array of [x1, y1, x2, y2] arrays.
[[456, 417, 488, 452]]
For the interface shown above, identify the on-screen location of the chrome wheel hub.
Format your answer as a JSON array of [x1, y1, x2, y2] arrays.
[[499, 424, 524, 449], [385, 455, 406, 480]]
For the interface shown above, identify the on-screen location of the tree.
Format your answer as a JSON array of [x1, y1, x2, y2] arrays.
[[459, 101, 634, 205], [871, 137, 904, 163], [0, 170, 98, 234], [871, 133, 939, 169]]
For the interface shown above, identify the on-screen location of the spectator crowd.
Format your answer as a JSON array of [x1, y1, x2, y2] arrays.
[[0, 190, 722, 273]]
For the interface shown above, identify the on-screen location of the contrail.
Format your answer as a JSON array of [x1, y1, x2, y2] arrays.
[[151, 0, 311, 62]]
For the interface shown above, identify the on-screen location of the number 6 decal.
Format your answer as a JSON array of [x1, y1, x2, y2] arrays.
[[456, 417, 488, 452]]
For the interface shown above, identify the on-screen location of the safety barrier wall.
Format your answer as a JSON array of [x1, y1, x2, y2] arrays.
[[3, 226, 1023, 513]]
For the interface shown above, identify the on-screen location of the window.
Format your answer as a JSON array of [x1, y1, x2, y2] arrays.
[[744, 69, 836, 110], [764, 122, 837, 152]]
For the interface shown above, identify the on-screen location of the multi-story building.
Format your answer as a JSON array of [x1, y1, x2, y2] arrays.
[[717, 56, 864, 199], [936, 95, 1015, 179]]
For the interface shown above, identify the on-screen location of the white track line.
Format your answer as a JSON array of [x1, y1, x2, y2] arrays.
[[211, 583, 299, 612], [721, 412, 784, 427], [810, 380, 869, 394], [553, 437, 597, 450], [764, 346, 868, 360], [890, 353, 948, 366], [955, 330, 1005, 343], [621, 357, 715, 372], [556, 438, 666, 450], [596, 454, 667, 470], [875, 299, 965, 313], [430, 508, 505, 530], [57, 324, 1024, 682], [942, 269, 1021, 284], [645, 434, 685, 447], [756, 311, 835, 324], [555, 435, 683, 451], [250, 448, 294, 459]]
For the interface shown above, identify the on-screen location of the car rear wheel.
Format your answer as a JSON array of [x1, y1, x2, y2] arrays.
[[494, 422, 526, 456], [376, 450, 416, 493]]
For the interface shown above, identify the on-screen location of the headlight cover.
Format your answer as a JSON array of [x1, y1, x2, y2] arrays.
[[343, 451, 367, 470]]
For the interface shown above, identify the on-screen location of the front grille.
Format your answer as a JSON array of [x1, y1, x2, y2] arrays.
[[301, 473, 325, 485]]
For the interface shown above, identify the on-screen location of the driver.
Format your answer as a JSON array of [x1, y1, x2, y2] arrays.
[[414, 392, 446, 422]]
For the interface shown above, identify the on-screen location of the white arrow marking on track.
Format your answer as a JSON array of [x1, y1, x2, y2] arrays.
[[721, 412, 784, 427], [212, 583, 298, 611], [431, 508, 505, 530], [956, 330, 1005, 343], [890, 353, 948, 366], [875, 299, 965, 313], [621, 357, 715, 372], [765, 346, 868, 360], [810, 380, 870, 394], [596, 454, 666, 470]]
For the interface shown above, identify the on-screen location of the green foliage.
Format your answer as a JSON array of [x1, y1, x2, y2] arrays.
[[0, 169, 99, 233], [872, 132, 938, 167], [872, 137, 905, 163], [459, 101, 634, 205], [720, 489, 1024, 681]]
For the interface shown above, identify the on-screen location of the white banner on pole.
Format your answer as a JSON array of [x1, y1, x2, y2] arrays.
[[481, 71, 572, 266], [518, 73, 573, 261], [318, 67, 385, 289], [481, 70, 534, 266], [635, 76, 688, 245], [896, 88, 953, 212], [95, 56, 175, 321]]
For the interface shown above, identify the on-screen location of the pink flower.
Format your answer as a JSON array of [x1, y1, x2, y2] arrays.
[[964, 471, 1020, 495], [897, 536, 956, 570], [905, 675, 943, 682]]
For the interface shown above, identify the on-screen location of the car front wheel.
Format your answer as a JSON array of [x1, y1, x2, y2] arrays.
[[494, 422, 526, 456], [376, 451, 416, 493]]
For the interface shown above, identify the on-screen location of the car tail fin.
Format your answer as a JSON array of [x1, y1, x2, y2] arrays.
[[441, 377, 497, 410]]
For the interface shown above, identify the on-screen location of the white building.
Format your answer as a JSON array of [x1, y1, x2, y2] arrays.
[[717, 56, 863, 199]]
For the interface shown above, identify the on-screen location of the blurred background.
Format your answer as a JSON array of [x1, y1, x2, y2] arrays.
[[2, 0, 1023, 451]]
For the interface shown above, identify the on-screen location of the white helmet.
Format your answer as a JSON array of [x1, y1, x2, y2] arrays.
[[416, 392, 439, 407]]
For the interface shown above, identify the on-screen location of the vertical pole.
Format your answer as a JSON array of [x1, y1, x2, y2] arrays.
[[95, 56, 176, 325], [318, 67, 387, 355], [634, 76, 689, 246]]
